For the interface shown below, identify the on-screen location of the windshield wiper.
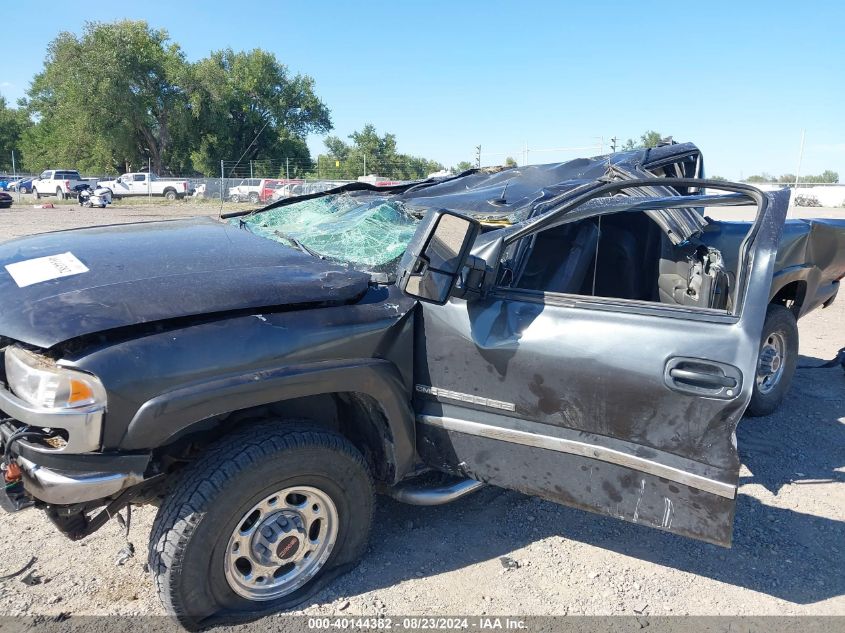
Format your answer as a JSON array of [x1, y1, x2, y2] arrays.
[[274, 231, 324, 259]]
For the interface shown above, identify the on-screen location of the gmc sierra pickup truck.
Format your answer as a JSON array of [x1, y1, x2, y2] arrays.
[[1, 143, 843, 626]]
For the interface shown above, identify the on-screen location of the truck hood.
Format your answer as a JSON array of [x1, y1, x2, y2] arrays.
[[0, 217, 371, 348]]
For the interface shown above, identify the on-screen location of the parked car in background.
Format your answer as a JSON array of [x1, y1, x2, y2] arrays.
[[0, 179, 12, 191], [0, 192, 11, 208], [98, 173, 189, 200], [31, 170, 87, 199], [268, 180, 350, 202], [9, 178, 34, 194], [227, 178, 262, 203], [259, 178, 286, 202]]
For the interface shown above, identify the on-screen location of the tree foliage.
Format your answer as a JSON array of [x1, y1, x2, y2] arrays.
[[20, 21, 333, 176], [454, 160, 474, 173], [186, 48, 331, 177], [745, 171, 839, 184], [621, 130, 666, 151], [0, 97, 31, 171], [22, 21, 190, 174], [504, 156, 517, 167], [315, 124, 444, 180]]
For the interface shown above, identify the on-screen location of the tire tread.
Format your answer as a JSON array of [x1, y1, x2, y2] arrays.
[[148, 421, 373, 624]]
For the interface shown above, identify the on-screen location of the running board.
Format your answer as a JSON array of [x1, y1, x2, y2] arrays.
[[387, 477, 484, 506]]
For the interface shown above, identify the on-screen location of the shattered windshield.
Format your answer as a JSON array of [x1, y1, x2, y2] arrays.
[[232, 194, 420, 272]]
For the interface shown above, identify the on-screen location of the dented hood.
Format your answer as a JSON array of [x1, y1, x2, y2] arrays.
[[0, 217, 371, 348]]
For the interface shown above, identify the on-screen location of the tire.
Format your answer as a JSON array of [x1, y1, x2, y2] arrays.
[[149, 422, 374, 627], [248, 192, 260, 204], [20, 186, 28, 194], [229, 194, 241, 203], [164, 189, 177, 201], [746, 304, 799, 417], [33, 187, 39, 200]]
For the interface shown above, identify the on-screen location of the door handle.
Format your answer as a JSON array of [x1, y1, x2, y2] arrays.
[[664, 357, 742, 399], [669, 368, 737, 389]]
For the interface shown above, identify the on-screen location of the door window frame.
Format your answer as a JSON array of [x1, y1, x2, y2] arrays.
[[488, 180, 770, 326]]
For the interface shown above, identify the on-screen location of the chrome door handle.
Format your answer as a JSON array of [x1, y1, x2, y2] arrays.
[[669, 368, 737, 389]]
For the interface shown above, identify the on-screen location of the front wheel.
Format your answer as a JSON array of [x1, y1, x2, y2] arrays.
[[56, 187, 65, 200], [33, 188, 39, 199], [149, 422, 374, 626], [746, 304, 799, 417]]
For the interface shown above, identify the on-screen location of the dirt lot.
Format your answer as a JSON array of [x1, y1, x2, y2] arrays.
[[0, 196, 843, 621]]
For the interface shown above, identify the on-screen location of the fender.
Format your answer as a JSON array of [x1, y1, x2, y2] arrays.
[[120, 358, 415, 482]]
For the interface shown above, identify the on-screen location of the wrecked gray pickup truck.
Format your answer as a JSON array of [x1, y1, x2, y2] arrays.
[[1, 143, 844, 625]]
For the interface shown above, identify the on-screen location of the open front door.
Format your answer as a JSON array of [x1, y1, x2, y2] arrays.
[[411, 184, 789, 546]]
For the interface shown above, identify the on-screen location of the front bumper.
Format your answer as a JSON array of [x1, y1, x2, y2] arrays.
[[0, 422, 149, 506]]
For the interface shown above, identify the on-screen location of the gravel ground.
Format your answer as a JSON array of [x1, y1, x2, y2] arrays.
[[0, 196, 842, 621]]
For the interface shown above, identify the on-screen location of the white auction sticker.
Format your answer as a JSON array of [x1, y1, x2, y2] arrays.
[[5, 252, 89, 288]]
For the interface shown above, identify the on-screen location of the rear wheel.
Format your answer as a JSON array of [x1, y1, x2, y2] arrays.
[[164, 189, 177, 201], [248, 192, 260, 204], [149, 422, 374, 627], [746, 304, 799, 417]]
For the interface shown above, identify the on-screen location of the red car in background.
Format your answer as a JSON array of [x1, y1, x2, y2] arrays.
[[260, 179, 304, 202]]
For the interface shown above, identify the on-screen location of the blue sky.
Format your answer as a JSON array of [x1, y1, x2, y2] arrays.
[[1, 0, 843, 179]]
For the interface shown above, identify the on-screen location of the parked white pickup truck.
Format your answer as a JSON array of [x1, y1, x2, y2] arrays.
[[98, 173, 189, 200], [32, 169, 88, 200]]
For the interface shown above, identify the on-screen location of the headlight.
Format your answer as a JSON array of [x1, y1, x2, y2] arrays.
[[4, 346, 106, 410]]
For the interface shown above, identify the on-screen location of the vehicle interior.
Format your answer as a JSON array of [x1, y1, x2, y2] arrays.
[[501, 209, 733, 313]]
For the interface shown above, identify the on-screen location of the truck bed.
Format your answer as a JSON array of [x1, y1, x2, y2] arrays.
[[704, 218, 845, 316]]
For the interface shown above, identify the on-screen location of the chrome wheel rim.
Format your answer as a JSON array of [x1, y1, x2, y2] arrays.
[[756, 331, 786, 395], [224, 485, 339, 601]]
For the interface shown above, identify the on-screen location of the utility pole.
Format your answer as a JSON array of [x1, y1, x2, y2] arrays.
[[220, 160, 224, 213], [363, 155, 367, 177], [286, 157, 290, 181], [250, 160, 253, 179], [475, 145, 482, 168]]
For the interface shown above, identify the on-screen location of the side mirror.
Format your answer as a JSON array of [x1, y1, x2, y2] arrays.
[[397, 209, 480, 305]]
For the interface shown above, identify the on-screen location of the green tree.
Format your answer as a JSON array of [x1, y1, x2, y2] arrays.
[[777, 171, 838, 184], [640, 130, 664, 148], [0, 97, 31, 171], [22, 21, 190, 174], [316, 124, 443, 180], [745, 173, 775, 183], [815, 170, 839, 183], [621, 130, 666, 151], [186, 48, 331, 176], [454, 161, 474, 173], [504, 156, 517, 167]]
